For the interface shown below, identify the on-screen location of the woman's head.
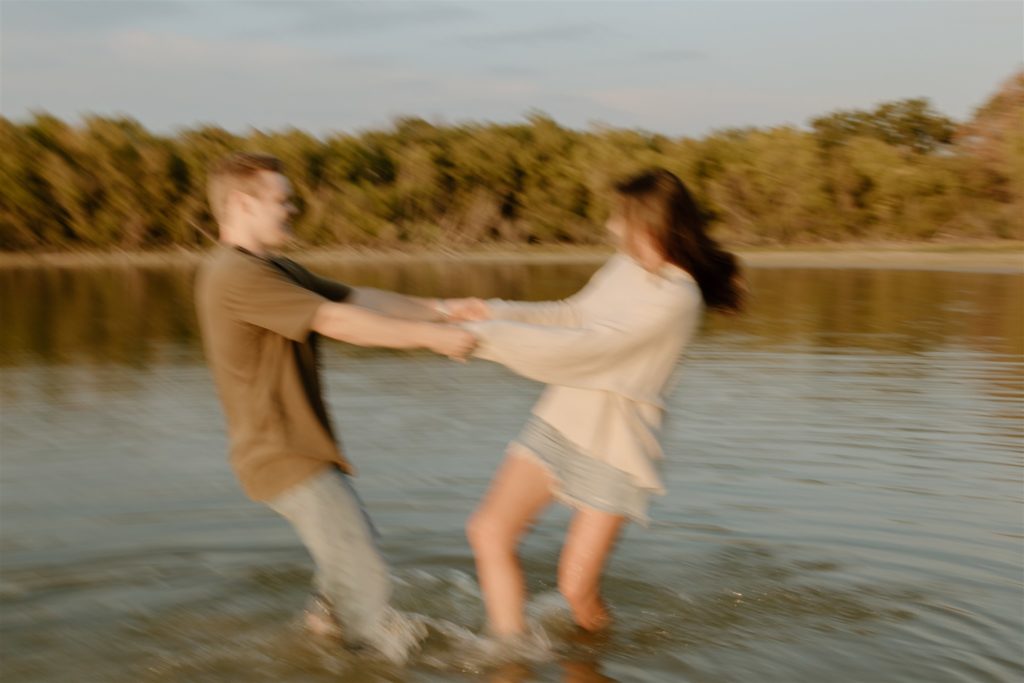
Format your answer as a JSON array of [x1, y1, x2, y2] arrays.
[[608, 168, 744, 313]]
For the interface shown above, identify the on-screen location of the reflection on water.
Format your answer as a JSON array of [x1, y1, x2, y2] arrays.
[[0, 259, 1022, 683], [2, 261, 1021, 365]]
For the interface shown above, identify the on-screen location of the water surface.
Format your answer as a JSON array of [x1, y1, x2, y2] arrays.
[[1, 260, 1021, 682]]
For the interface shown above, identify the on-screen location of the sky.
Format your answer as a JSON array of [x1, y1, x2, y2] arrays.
[[1, 0, 1021, 137]]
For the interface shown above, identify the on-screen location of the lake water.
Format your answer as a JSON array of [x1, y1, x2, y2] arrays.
[[1, 258, 1022, 683]]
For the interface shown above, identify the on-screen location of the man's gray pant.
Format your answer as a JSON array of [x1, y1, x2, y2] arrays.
[[268, 466, 391, 645]]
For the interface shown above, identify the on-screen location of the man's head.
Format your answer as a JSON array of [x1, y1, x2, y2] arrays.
[[207, 152, 296, 252]]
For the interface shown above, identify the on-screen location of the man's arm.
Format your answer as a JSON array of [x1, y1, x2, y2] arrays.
[[348, 287, 445, 321], [311, 301, 475, 358]]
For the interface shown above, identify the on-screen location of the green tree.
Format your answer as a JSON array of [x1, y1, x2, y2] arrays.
[[812, 98, 955, 154]]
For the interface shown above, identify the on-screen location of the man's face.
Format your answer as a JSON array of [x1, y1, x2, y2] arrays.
[[243, 171, 296, 248]]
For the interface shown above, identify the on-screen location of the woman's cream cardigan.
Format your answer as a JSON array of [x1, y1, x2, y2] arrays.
[[464, 253, 704, 495]]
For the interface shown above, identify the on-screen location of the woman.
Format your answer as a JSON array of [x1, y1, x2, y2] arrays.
[[443, 169, 744, 638]]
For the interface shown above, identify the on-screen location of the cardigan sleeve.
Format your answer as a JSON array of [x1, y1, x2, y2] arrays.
[[483, 255, 624, 327], [464, 284, 698, 388], [485, 298, 584, 327]]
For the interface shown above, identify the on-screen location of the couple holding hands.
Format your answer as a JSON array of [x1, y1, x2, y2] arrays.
[[196, 153, 742, 662]]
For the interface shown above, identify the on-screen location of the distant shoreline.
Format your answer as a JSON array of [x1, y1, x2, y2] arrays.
[[1, 241, 1021, 273]]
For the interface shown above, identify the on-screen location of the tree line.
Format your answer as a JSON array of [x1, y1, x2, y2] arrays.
[[1, 71, 1020, 252]]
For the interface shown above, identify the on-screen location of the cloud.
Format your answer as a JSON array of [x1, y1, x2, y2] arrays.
[[3, 17, 633, 137], [1, 27, 425, 133], [644, 48, 706, 62], [584, 85, 844, 135], [1, 0, 189, 32], [0, 18, 681, 136], [3, 0, 1014, 138], [239, 0, 477, 37], [484, 65, 543, 78], [460, 23, 601, 46]]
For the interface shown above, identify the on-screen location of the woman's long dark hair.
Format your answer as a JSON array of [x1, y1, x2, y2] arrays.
[[614, 168, 744, 313]]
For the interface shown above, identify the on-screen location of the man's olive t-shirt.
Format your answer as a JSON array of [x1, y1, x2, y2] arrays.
[[195, 245, 354, 501]]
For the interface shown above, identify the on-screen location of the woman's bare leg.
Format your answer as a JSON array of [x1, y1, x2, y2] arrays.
[[466, 451, 554, 636], [557, 507, 627, 631]]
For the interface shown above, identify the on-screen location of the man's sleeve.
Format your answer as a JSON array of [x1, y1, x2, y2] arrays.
[[224, 262, 328, 342], [305, 271, 354, 303], [275, 257, 353, 303]]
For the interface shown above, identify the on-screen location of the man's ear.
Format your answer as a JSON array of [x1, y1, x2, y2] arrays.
[[231, 189, 254, 217]]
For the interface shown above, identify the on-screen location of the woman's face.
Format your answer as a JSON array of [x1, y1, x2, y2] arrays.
[[605, 213, 628, 247], [605, 214, 664, 270]]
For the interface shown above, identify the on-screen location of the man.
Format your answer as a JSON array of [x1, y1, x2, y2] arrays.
[[194, 152, 474, 661]]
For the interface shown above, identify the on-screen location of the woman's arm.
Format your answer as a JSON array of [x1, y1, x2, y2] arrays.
[[445, 260, 624, 326], [462, 286, 698, 387], [444, 255, 618, 326], [444, 297, 583, 327]]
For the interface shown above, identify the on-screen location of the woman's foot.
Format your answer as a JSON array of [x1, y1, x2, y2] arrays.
[[573, 597, 612, 632]]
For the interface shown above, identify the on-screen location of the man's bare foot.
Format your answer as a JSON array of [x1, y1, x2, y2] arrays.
[[361, 607, 429, 664], [303, 594, 342, 638], [305, 610, 342, 637]]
